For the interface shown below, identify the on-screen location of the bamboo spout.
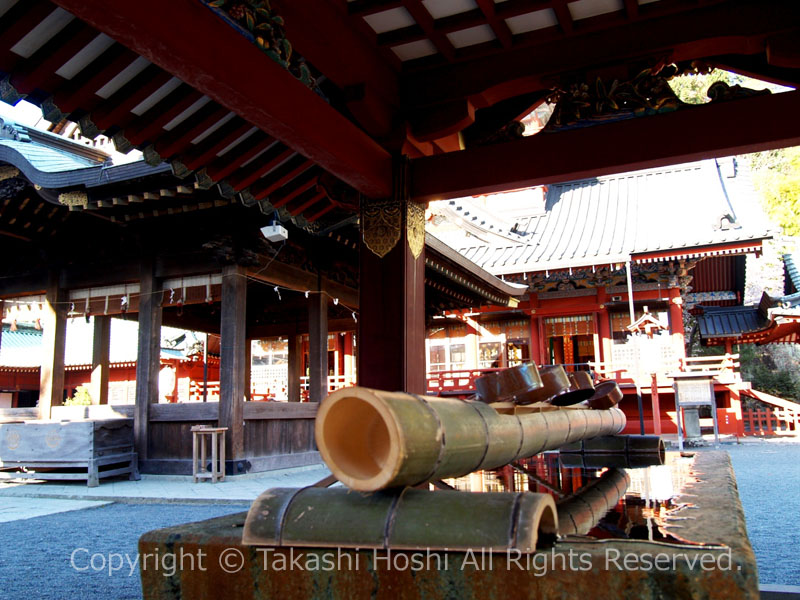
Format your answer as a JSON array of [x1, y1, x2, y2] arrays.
[[316, 386, 626, 492], [243, 487, 558, 553]]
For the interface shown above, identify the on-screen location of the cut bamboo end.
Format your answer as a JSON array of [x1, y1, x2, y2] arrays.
[[315, 387, 405, 492], [317, 387, 627, 492]]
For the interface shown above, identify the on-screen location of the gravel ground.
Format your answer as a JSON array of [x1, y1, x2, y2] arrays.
[[725, 441, 800, 586], [0, 503, 249, 600]]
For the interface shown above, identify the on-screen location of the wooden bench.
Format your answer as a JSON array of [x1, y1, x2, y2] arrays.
[[0, 418, 139, 487]]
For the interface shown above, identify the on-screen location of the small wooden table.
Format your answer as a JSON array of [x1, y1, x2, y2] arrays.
[[191, 426, 228, 483]]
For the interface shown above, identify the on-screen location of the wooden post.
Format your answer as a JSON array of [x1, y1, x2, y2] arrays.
[[358, 181, 426, 393], [135, 260, 162, 461], [597, 287, 611, 364], [729, 387, 744, 437], [650, 373, 662, 435], [669, 288, 685, 356], [91, 315, 111, 405], [529, 315, 542, 365], [308, 290, 328, 402], [219, 264, 246, 464], [287, 332, 302, 402], [39, 272, 67, 419], [244, 338, 252, 401]]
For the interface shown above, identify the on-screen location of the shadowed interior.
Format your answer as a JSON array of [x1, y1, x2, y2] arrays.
[[319, 395, 392, 482], [537, 503, 559, 548]]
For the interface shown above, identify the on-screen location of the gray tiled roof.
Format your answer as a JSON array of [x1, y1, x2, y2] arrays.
[[784, 253, 799, 294], [0, 118, 171, 189], [430, 159, 772, 276], [695, 305, 768, 339]]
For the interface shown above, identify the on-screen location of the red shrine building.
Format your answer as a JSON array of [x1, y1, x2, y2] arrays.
[[424, 157, 776, 436]]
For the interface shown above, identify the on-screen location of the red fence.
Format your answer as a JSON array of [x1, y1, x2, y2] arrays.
[[742, 408, 800, 436]]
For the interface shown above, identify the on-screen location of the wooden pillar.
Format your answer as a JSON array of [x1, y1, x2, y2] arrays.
[[244, 338, 252, 401], [669, 287, 685, 357], [135, 260, 162, 461], [529, 315, 542, 365], [597, 287, 612, 363], [308, 291, 328, 402], [729, 386, 744, 437], [219, 264, 246, 463], [39, 272, 67, 419], [359, 195, 426, 394], [650, 373, 662, 435], [91, 315, 111, 405], [287, 332, 302, 402]]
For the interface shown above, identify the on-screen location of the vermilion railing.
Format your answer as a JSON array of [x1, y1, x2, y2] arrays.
[[742, 407, 800, 435], [426, 368, 501, 396]]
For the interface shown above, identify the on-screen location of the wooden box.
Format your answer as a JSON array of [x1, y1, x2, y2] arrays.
[[0, 418, 139, 487]]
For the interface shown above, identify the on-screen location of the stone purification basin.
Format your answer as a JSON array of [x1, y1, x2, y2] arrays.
[[139, 450, 758, 599]]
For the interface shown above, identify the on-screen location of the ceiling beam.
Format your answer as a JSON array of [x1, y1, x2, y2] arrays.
[[401, 0, 800, 110], [271, 0, 399, 137], [410, 89, 800, 201], [52, 0, 392, 199]]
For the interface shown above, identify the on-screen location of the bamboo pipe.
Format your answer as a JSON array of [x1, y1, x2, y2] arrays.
[[557, 468, 630, 536], [559, 452, 665, 469], [315, 387, 626, 492], [560, 435, 665, 456], [242, 487, 558, 553], [559, 435, 665, 469]]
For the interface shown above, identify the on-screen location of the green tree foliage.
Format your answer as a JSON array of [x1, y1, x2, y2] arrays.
[[738, 344, 800, 403], [749, 146, 800, 236], [669, 68, 800, 236], [667, 69, 740, 104], [65, 385, 92, 406]]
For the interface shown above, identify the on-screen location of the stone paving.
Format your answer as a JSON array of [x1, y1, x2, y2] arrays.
[[0, 497, 112, 522], [0, 463, 333, 516]]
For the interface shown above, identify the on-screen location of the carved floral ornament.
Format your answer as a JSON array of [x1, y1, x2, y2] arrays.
[[544, 61, 770, 132], [362, 198, 402, 259], [202, 0, 316, 89], [57, 191, 88, 209], [361, 198, 426, 259], [406, 200, 425, 260]]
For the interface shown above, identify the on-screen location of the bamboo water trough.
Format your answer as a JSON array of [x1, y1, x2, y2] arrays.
[[314, 387, 626, 492], [243, 487, 558, 552], [557, 468, 630, 536]]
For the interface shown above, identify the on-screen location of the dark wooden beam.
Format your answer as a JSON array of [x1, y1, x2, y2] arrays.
[[402, 0, 800, 109], [411, 89, 800, 201], [271, 0, 399, 137], [52, 0, 392, 198], [10, 20, 96, 96], [219, 264, 246, 460], [475, 0, 512, 49], [246, 261, 358, 310], [247, 318, 356, 340], [134, 259, 162, 461], [38, 271, 67, 418], [307, 289, 328, 403]]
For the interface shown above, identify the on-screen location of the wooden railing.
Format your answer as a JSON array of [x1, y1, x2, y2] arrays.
[[189, 381, 220, 402], [300, 375, 355, 398], [426, 368, 500, 396], [680, 354, 741, 383], [742, 407, 800, 435], [588, 353, 742, 386]]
